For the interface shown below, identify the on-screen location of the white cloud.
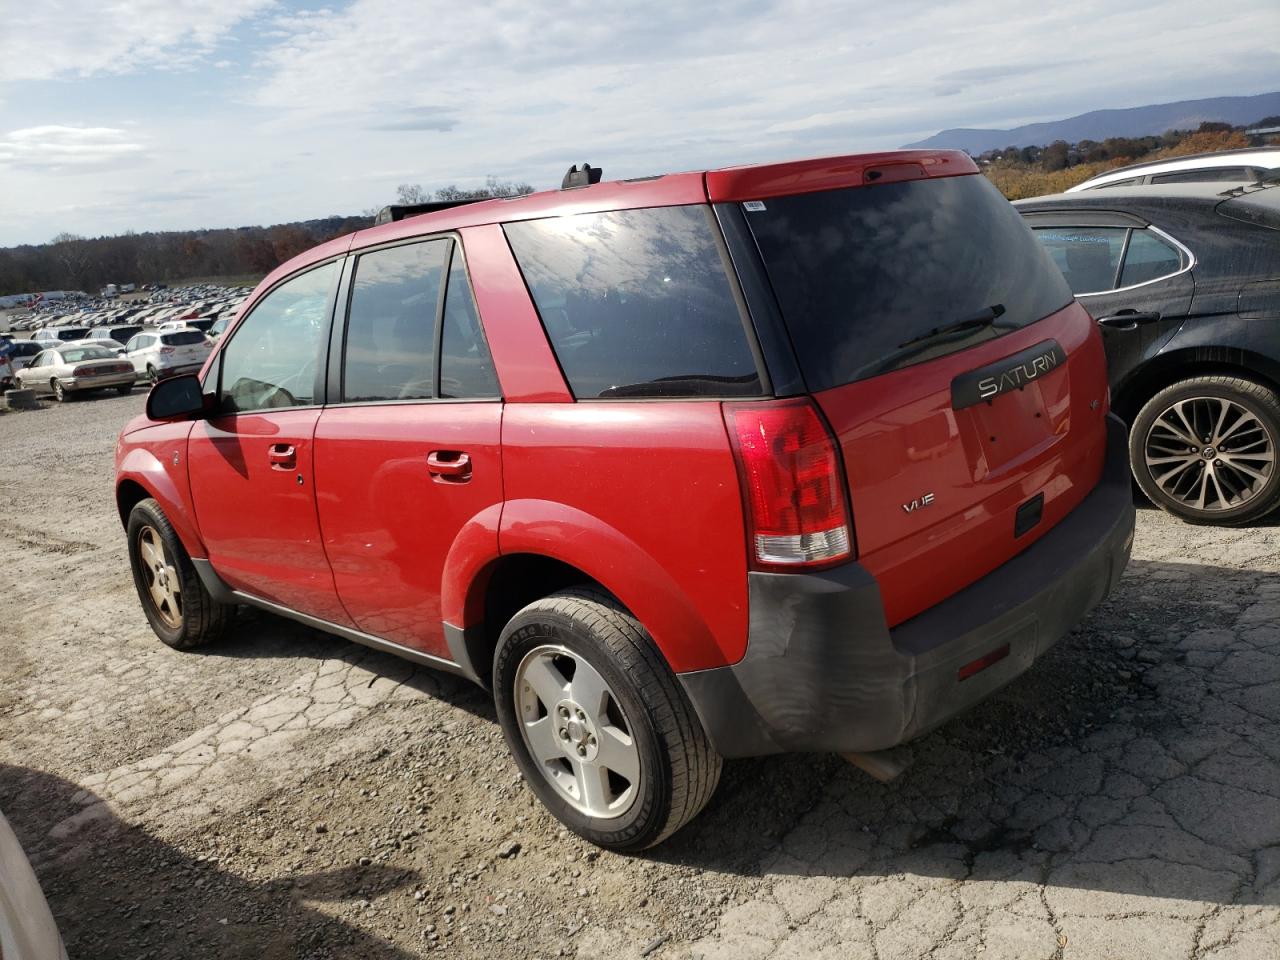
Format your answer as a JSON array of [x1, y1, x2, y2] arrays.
[[0, 125, 146, 170], [242, 0, 1280, 188], [0, 0, 273, 81]]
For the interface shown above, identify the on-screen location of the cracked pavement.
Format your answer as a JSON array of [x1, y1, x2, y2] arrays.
[[1, 392, 1278, 959]]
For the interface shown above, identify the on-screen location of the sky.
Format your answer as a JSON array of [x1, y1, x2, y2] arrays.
[[0, 0, 1277, 247]]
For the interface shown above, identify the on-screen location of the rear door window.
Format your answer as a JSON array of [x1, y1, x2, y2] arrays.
[[1032, 227, 1127, 294], [504, 206, 762, 399], [746, 175, 1073, 391], [342, 239, 450, 402], [1150, 167, 1252, 183]]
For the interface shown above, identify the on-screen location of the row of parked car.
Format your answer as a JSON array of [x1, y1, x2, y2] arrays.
[[5, 284, 250, 335]]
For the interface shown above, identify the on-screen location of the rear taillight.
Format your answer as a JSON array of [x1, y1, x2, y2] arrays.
[[725, 399, 853, 569], [71, 365, 90, 376], [160, 347, 175, 354]]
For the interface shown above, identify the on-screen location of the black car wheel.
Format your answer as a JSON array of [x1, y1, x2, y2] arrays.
[[1131, 376, 1280, 525], [493, 588, 721, 851]]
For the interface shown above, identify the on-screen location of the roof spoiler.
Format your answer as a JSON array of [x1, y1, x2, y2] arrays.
[[372, 197, 494, 226]]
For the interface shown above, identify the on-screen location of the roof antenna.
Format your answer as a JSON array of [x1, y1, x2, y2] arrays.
[[561, 162, 602, 190]]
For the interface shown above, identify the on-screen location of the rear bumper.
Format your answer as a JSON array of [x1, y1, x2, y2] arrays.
[[63, 372, 137, 390], [679, 413, 1135, 758]]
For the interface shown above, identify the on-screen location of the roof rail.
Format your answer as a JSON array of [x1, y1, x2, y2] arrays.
[[561, 163, 602, 189], [373, 197, 494, 226]]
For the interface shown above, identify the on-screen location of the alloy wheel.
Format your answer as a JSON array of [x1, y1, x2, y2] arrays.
[[1144, 396, 1276, 513], [513, 644, 640, 819], [137, 525, 183, 628]]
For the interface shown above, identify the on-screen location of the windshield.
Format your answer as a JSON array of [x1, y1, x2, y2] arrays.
[[58, 347, 116, 362], [745, 174, 1073, 391]]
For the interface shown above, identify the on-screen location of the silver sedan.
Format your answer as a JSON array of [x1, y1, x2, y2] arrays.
[[15, 345, 138, 402]]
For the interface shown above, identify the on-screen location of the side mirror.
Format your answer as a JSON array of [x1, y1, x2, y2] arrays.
[[146, 374, 209, 421]]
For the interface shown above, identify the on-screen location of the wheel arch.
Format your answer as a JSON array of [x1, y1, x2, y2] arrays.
[[452, 499, 733, 687], [115, 454, 206, 559], [1114, 346, 1280, 425]]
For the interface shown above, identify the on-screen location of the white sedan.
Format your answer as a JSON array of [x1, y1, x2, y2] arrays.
[[15, 344, 138, 401], [0, 809, 67, 959]]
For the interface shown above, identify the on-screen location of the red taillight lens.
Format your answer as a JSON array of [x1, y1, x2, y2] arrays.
[[725, 399, 853, 569], [160, 347, 175, 354]]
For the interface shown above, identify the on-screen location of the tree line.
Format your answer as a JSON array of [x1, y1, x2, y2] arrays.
[[0, 178, 534, 297]]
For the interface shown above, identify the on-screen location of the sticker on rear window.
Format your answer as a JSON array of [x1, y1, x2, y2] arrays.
[[742, 200, 767, 212]]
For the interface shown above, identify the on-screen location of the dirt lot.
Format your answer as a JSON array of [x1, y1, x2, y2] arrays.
[[1, 391, 1278, 960]]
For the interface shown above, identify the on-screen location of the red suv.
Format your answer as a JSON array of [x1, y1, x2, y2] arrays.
[[116, 151, 1135, 850]]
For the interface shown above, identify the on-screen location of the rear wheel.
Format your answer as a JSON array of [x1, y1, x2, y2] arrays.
[[51, 379, 67, 402], [493, 588, 722, 851], [127, 498, 230, 649], [1130, 376, 1280, 526], [146, 364, 158, 384], [116, 384, 133, 395]]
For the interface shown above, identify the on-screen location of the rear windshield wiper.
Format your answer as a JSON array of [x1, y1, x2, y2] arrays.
[[896, 304, 1007, 350]]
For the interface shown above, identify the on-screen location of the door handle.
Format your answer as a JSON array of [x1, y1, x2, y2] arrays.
[[1098, 310, 1162, 331], [427, 450, 472, 482], [268, 443, 297, 470]]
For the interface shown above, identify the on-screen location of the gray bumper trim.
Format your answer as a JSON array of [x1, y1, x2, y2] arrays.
[[679, 414, 1136, 759]]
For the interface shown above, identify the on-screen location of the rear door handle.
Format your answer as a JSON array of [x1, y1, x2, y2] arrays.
[[268, 443, 296, 470], [1098, 310, 1162, 330], [427, 450, 472, 482]]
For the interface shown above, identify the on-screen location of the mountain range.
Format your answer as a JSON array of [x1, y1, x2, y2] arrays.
[[903, 92, 1280, 154]]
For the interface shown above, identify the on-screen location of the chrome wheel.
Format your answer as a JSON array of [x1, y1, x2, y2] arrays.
[[1144, 396, 1276, 513], [51, 379, 65, 401], [137, 525, 182, 629], [513, 644, 640, 819]]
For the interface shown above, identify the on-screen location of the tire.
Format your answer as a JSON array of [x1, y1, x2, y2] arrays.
[[1130, 375, 1280, 526], [116, 384, 133, 395], [51, 379, 67, 402], [126, 498, 231, 649], [493, 588, 722, 851], [146, 365, 158, 385]]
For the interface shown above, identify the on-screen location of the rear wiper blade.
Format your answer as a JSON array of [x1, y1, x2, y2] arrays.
[[897, 304, 1006, 350]]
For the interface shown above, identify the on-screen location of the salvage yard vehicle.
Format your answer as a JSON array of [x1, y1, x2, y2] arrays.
[[1064, 148, 1280, 192], [1018, 180, 1280, 524], [116, 151, 1135, 850], [122, 329, 213, 383], [17, 345, 136, 401]]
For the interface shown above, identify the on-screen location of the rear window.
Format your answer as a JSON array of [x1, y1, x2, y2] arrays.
[[746, 175, 1072, 391], [59, 347, 115, 362], [56, 328, 88, 341], [162, 331, 206, 346], [504, 206, 762, 399]]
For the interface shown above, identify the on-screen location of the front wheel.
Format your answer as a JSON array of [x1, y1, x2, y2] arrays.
[[1130, 375, 1280, 525], [127, 498, 231, 649], [493, 589, 722, 851]]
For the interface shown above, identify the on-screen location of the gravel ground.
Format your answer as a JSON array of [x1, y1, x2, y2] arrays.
[[1, 391, 1278, 960]]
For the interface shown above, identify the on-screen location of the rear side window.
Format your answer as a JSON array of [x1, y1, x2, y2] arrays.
[[343, 239, 450, 402], [746, 175, 1073, 391], [504, 206, 762, 399], [1119, 230, 1182, 286], [162, 331, 206, 346], [1033, 227, 1127, 294]]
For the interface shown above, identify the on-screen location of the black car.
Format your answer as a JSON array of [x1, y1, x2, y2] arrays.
[[1017, 182, 1280, 526]]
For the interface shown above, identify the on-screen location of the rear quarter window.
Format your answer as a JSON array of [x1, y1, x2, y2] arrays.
[[746, 174, 1072, 391], [504, 206, 762, 399]]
